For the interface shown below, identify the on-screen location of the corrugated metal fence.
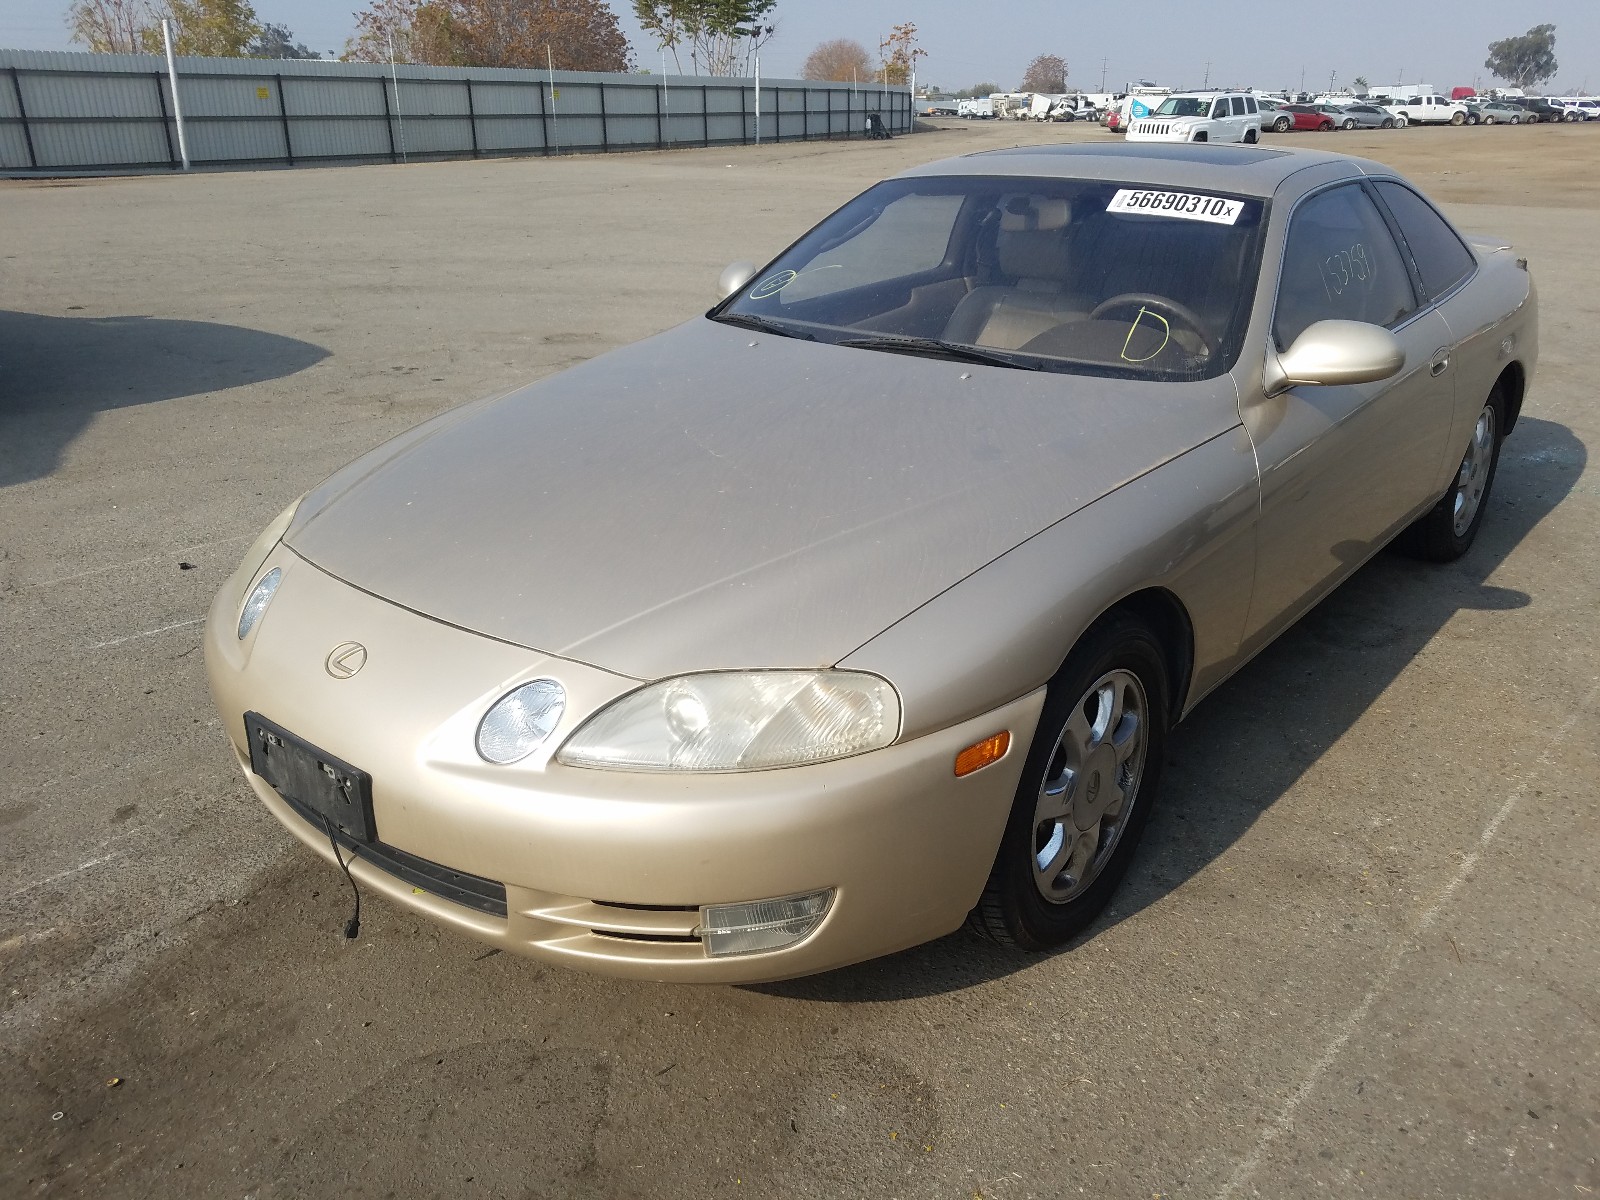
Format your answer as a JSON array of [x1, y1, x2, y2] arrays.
[[0, 49, 912, 174]]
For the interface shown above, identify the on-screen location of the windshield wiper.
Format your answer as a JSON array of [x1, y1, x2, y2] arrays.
[[713, 313, 815, 340], [834, 334, 1042, 371]]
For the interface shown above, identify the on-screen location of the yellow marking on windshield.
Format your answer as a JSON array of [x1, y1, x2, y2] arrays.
[[1120, 307, 1172, 362]]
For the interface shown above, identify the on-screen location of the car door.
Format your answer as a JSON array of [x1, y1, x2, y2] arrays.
[[1369, 180, 1484, 476], [1239, 181, 1457, 648]]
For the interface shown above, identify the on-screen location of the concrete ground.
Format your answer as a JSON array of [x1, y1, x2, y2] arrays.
[[1, 120, 1596, 1199]]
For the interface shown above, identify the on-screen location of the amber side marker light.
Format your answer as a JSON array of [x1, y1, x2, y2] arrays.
[[954, 731, 1011, 777]]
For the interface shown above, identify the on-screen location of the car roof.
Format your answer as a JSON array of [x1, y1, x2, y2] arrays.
[[897, 142, 1373, 199]]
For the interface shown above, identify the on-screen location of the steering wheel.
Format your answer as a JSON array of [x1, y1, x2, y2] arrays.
[[1088, 292, 1215, 358]]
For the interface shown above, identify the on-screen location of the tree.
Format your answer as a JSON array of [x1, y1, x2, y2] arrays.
[[877, 21, 924, 86], [1485, 24, 1558, 90], [71, 0, 265, 57], [800, 37, 869, 83], [633, 2, 777, 76], [248, 21, 319, 58], [67, 0, 157, 52], [954, 81, 997, 99], [346, 0, 633, 72], [1017, 53, 1066, 93]]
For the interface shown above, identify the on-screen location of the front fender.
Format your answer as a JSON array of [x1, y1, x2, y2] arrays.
[[841, 428, 1261, 740]]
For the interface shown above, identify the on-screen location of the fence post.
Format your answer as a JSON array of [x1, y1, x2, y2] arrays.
[[8, 67, 36, 169], [538, 79, 550, 156], [598, 82, 609, 151], [274, 73, 293, 165], [465, 78, 479, 158], [378, 75, 397, 162], [153, 71, 177, 168], [701, 84, 709, 146], [740, 82, 748, 145], [654, 75, 663, 150]]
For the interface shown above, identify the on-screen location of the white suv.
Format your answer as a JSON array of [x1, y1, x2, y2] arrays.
[[1125, 92, 1262, 144]]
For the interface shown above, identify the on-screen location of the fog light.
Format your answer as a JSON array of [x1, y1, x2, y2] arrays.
[[699, 889, 833, 958]]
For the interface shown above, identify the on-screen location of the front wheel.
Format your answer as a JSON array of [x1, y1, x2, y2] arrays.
[[1510, 115, 1521, 124], [1274, 115, 1292, 132], [1451, 111, 1466, 125], [1343, 118, 1357, 129], [1483, 115, 1496, 125], [1395, 115, 1409, 128], [1381, 117, 1395, 128], [1402, 391, 1505, 561], [967, 614, 1170, 950]]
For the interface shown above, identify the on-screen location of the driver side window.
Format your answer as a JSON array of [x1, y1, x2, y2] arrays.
[[1274, 184, 1417, 349]]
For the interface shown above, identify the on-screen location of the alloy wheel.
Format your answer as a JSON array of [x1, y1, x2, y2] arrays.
[[1031, 669, 1148, 904], [1453, 404, 1498, 537]]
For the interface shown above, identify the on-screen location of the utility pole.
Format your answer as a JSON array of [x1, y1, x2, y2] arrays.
[[1100, 57, 1107, 91], [161, 18, 190, 170], [1203, 60, 1210, 88]]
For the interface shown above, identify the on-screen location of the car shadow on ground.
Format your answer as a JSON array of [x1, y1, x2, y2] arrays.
[[755, 414, 1586, 1002], [0, 310, 328, 488]]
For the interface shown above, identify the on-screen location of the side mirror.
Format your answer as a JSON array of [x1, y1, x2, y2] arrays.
[[1263, 320, 1405, 396], [718, 260, 758, 300]]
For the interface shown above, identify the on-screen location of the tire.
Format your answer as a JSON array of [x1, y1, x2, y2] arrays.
[[1510, 115, 1520, 124], [1451, 111, 1466, 125], [1381, 117, 1395, 128], [1320, 121, 1334, 131], [1483, 115, 1495, 125], [967, 613, 1170, 950], [1275, 115, 1292, 132], [1395, 114, 1409, 127], [1244, 127, 1258, 144], [1343, 118, 1357, 130], [1402, 389, 1505, 561]]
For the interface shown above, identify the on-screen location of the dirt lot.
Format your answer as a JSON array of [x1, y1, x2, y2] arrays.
[[2, 120, 1598, 1199]]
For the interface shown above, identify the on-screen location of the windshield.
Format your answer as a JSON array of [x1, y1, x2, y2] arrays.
[[713, 175, 1267, 382], [1154, 97, 1209, 117]]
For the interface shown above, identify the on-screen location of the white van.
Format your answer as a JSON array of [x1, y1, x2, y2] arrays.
[[1125, 91, 1262, 143]]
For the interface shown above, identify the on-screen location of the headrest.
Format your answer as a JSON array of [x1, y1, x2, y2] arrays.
[[999, 195, 1071, 232]]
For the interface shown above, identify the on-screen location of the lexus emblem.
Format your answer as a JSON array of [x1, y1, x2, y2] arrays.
[[325, 641, 368, 679]]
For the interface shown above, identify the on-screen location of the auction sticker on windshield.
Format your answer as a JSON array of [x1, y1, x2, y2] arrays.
[[1108, 189, 1244, 225]]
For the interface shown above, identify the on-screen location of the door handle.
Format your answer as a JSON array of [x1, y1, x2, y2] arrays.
[[1430, 352, 1451, 377]]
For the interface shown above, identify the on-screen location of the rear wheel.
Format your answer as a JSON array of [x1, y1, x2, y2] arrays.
[[1402, 390, 1505, 562], [1381, 117, 1395, 128], [1244, 127, 1258, 144], [968, 614, 1170, 950], [1451, 111, 1466, 125], [1275, 115, 1292, 132], [1483, 115, 1496, 125], [1343, 118, 1357, 129]]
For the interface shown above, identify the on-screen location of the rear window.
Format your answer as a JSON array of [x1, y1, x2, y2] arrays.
[[1373, 182, 1477, 299]]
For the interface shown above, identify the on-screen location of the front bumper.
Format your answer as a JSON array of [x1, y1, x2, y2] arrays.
[[206, 546, 1045, 983]]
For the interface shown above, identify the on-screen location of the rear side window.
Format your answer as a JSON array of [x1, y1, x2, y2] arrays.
[[1373, 182, 1477, 299], [1274, 184, 1417, 348], [1230, 97, 1247, 116]]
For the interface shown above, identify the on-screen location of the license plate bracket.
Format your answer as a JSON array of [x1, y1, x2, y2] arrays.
[[245, 712, 376, 843]]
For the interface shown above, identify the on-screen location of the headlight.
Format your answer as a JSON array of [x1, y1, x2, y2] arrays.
[[237, 567, 282, 640], [476, 678, 567, 764], [556, 670, 899, 773]]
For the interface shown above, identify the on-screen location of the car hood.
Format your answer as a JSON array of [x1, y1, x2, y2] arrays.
[[286, 318, 1240, 680]]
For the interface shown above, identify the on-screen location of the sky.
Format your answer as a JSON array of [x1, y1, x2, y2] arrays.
[[4, 1, 1596, 94]]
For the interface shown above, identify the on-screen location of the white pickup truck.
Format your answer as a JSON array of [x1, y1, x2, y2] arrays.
[[1382, 94, 1470, 126]]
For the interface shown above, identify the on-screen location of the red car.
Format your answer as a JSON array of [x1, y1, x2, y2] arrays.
[[1279, 104, 1337, 131]]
